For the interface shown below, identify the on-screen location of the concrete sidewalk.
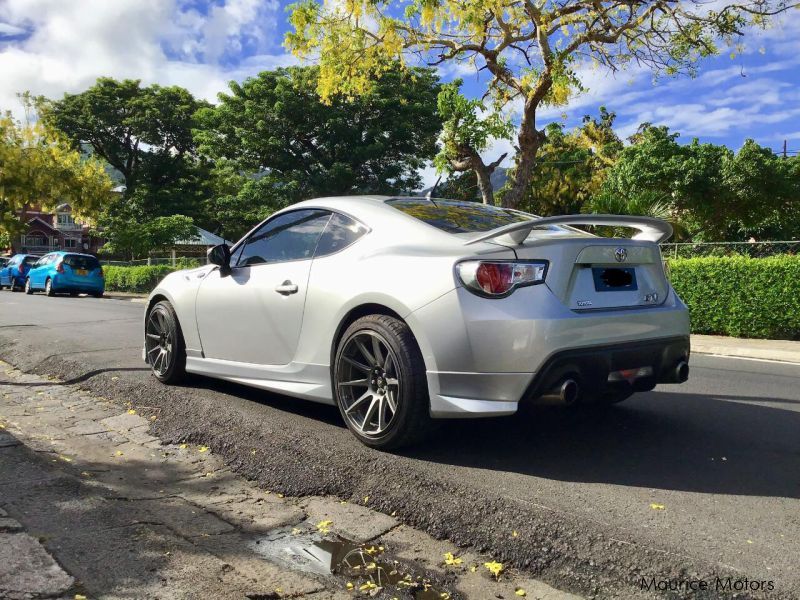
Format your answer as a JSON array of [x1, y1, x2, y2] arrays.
[[0, 361, 577, 600], [691, 334, 800, 364]]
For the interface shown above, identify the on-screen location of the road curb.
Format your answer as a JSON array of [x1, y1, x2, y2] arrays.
[[691, 334, 800, 364]]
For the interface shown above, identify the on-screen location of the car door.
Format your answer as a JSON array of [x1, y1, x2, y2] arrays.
[[1, 257, 16, 285], [195, 209, 332, 366], [30, 255, 51, 288]]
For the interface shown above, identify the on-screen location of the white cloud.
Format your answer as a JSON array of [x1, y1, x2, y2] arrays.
[[0, 0, 292, 114]]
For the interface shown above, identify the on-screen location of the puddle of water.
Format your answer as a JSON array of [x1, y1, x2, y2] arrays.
[[249, 527, 454, 599]]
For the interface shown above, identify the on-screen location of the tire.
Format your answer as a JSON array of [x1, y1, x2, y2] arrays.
[[333, 314, 432, 450], [69, 291, 78, 297], [91, 292, 104, 298], [144, 300, 186, 384], [45, 278, 55, 297], [24, 278, 33, 295]]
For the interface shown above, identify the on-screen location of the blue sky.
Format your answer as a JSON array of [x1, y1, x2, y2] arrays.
[[1, 0, 798, 184]]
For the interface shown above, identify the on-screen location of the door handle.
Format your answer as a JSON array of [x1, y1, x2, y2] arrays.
[[275, 280, 299, 295]]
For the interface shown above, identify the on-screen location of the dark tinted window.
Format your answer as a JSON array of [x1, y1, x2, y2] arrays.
[[385, 199, 534, 233], [237, 210, 331, 267], [315, 213, 368, 257], [64, 254, 100, 270], [23, 256, 39, 266]]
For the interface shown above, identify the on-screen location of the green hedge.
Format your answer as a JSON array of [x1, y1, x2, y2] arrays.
[[104, 265, 177, 293], [670, 255, 800, 340]]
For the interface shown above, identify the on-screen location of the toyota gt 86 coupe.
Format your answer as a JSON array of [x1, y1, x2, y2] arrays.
[[143, 197, 690, 449]]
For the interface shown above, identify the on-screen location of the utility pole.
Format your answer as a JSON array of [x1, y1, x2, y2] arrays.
[[783, 139, 788, 159]]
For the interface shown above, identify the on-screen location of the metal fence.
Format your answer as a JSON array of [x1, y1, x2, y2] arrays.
[[101, 255, 208, 268], [660, 241, 800, 259]]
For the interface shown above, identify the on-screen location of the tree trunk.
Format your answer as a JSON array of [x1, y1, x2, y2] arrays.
[[474, 160, 495, 205], [450, 146, 507, 205], [501, 103, 542, 210]]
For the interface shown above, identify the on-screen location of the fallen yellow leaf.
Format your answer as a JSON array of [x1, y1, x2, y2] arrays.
[[484, 561, 504, 579], [150, 415, 157, 421], [75, 595, 87, 600], [443, 552, 462, 566], [515, 588, 527, 596], [198, 446, 209, 453], [114, 451, 124, 457], [316, 520, 333, 534], [359, 581, 377, 591], [179, 443, 187, 449], [277, 493, 284, 498], [127, 409, 136, 415], [747, 539, 753, 544], [650, 503, 666, 510], [469, 565, 477, 573], [512, 530, 518, 538], [346, 581, 354, 590], [363, 495, 369, 503], [58, 455, 72, 463]]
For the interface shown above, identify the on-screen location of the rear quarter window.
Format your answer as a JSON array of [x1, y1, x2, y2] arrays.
[[314, 213, 368, 257]]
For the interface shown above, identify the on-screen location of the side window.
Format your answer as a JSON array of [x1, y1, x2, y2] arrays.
[[236, 210, 331, 267], [314, 213, 369, 258]]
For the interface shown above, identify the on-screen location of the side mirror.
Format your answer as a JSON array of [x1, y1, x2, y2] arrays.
[[207, 244, 231, 276]]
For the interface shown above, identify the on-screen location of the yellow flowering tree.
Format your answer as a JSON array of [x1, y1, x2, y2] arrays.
[[287, 0, 799, 208], [0, 101, 112, 240]]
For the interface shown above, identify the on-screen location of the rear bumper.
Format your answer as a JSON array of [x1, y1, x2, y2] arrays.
[[52, 274, 104, 292], [426, 336, 690, 418], [409, 284, 691, 418]]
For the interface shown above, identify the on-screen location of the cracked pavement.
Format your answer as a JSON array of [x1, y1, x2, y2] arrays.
[[0, 361, 577, 600]]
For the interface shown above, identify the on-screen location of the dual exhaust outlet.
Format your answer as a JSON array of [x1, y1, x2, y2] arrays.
[[538, 360, 689, 405]]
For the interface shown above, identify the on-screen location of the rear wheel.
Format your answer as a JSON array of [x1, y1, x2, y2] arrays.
[[334, 315, 432, 450], [91, 292, 103, 298], [144, 300, 186, 384], [45, 278, 55, 297], [24, 278, 33, 295]]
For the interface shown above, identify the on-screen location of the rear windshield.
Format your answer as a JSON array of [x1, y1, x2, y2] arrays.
[[22, 256, 39, 265], [385, 198, 538, 234], [63, 254, 100, 270]]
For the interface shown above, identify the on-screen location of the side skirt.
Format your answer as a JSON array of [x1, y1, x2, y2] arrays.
[[185, 356, 334, 404]]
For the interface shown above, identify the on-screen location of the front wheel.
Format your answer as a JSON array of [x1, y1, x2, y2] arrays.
[[334, 315, 432, 450], [24, 278, 33, 295], [144, 301, 186, 384]]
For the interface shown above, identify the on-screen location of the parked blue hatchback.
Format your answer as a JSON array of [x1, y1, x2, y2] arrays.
[[0, 254, 41, 291], [24, 252, 105, 297]]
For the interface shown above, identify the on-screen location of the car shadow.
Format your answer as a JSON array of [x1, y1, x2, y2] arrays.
[[402, 389, 800, 499]]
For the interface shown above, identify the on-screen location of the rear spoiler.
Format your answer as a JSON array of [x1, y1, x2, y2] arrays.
[[464, 214, 673, 246]]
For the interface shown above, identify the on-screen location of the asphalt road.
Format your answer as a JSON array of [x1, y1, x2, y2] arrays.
[[1, 292, 799, 599]]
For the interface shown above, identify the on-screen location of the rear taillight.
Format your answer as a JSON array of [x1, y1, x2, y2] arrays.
[[56, 262, 64, 273], [456, 260, 548, 297], [98, 267, 104, 278]]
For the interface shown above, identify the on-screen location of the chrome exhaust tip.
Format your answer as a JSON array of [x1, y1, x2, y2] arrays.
[[675, 360, 690, 383], [540, 378, 580, 405]]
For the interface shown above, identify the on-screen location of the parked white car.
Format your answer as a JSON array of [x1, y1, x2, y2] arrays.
[[143, 197, 690, 449]]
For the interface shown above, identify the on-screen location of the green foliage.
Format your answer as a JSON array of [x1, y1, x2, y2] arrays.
[[434, 80, 513, 174], [104, 265, 176, 293], [43, 78, 215, 253], [593, 126, 800, 241], [670, 256, 800, 340], [195, 65, 442, 198], [98, 211, 196, 260], [0, 100, 112, 238]]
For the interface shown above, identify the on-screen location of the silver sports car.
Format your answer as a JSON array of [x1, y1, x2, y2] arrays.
[[144, 196, 690, 449]]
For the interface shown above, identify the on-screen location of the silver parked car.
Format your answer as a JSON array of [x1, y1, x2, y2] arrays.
[[143, 197, 690, 449]]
